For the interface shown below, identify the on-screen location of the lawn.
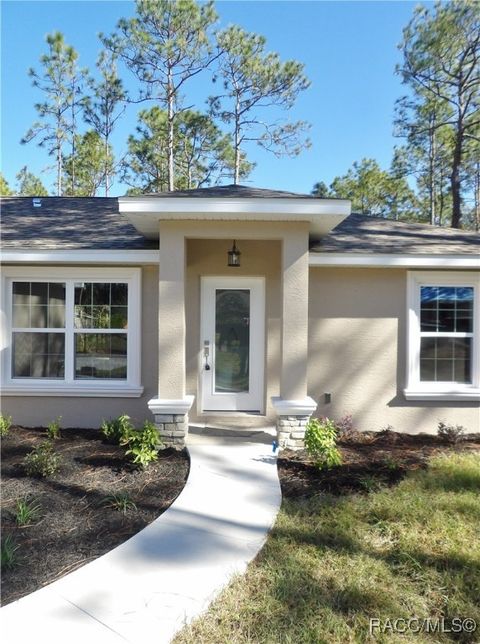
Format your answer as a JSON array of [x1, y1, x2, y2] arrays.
[[174, 447, 480, 644]]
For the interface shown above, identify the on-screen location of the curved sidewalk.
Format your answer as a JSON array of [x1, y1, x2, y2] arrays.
[[1, 430, 281, 644]]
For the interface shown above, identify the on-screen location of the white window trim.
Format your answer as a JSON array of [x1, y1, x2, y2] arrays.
[[1, 266, 143, 397], [405, 271, 480, 401]]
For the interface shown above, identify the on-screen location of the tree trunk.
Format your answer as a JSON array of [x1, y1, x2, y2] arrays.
[[428, 121, 436, 226], [57, 144, 62, 196], [475, 161, 480, 232], [105, 135, 110, 197], [167, 68, 174, 192], [234, 95, 240, 185], [450, 132, 463, 228]]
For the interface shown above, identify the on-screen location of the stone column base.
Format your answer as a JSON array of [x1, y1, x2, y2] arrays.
[[153, 413, 189, 450], [148, 396, 194, 450], [276, 415, 310, 450], [271, 396, 317, 451]]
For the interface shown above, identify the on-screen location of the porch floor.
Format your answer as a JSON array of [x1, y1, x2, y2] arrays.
[[1, 430, 282, 644]]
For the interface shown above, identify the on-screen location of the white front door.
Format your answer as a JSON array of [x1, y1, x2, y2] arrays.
[[200, 277, 265, 412]]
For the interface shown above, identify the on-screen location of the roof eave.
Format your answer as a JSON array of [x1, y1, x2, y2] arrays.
[[118, 196, 351, 239]]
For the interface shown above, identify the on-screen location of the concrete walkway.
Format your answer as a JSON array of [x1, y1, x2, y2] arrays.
[[1, 429, 281, 644]]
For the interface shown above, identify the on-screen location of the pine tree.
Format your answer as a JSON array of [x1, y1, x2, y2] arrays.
[[211, 25, 311, 184], [102, 0, 218, 191], [22, 32, 88, 196]]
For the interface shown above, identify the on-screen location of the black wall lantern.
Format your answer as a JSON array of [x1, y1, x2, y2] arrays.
[[227, 240, 241, 267]]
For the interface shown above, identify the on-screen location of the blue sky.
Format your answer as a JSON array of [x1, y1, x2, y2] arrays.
[[1, 0, 425, 196]]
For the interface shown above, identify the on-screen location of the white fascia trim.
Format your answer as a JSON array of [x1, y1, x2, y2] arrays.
[[404, 388, 480, 401], [309, 253, 480, 268], [119, 196, 351, 217], [0, 250, 159, 264], [1, 385, 144, 397], [271, 396, 318, 416], [148, 395, 195, 415]]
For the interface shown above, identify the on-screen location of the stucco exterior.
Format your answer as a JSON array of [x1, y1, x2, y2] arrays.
[[2, 263, 479, 434], [309, 267, 479, 434], [185, 237, 281, 425]]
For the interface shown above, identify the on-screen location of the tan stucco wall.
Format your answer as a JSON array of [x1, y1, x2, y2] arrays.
[[185, 237, 282, 426], [308, 267, 480, 435], [1, 265, 159, 429]]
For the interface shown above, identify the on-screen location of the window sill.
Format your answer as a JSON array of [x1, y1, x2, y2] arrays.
[[404, 388, 480, 402], [1, 384, 144, 398]]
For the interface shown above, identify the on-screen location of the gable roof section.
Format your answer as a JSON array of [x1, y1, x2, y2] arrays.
[[141, 184, 317, 199], [310, 213, 480, 255], [0, 197, 155, 250]]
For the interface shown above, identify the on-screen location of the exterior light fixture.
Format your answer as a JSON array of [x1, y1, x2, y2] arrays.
[[227, 240, 241, 267]]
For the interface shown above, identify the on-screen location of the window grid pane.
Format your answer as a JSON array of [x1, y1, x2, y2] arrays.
[[74, 282, 128, 330], [75, 333, 127, 380], [12, 332, 65, 379], [12, 282, 66, 330], [419, 284, 473, 384]]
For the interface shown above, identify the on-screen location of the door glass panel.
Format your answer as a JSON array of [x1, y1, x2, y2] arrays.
[[215, 289, 250, 393]]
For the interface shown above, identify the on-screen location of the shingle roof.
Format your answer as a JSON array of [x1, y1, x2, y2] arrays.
[[1, 196, 478, 255], [142, 184, 316, 199], [0, 197, 156, 250], [310, 213, 480, 255]]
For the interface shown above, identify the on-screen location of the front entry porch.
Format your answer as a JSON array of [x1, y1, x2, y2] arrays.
[[146, 220, 317, 449], [117, 189, 350, 449]]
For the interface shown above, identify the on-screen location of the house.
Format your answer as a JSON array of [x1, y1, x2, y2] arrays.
[[1, 186, 479, 448]]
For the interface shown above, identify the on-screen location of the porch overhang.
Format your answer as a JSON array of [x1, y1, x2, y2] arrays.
[[118, 196, 351, 241]]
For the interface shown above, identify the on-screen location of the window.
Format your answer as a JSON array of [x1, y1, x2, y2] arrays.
[[12, 282, 66, 378], [1, 268, 142, 396], [74, 282, 128, 380], [406, 272, 480, 400]]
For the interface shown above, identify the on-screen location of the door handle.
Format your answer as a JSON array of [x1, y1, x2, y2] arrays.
[[203, 340, 211, 371]]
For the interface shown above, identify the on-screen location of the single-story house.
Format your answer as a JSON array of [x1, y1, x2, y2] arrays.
[[1, 185, 479, 448]]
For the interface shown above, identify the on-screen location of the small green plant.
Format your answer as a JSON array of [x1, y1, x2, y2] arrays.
[[15, 496, 42, 526], [1, 536, 20, 570], [0, 414, 12, 437], [46, 417, 62, 440], [102, 493, 137, 515], [437, 421, 465, 444], [383, 456, 399, 471], [101, 414, 133, 444], [304, 417, 342, 470], [358, 475, 382, 492], [120, 421, 161, 469], [24, 440, 61, 477]]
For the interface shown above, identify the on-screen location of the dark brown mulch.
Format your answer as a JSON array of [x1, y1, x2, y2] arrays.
[[278, 430, 480, 499], [1, 426, 189, 606]]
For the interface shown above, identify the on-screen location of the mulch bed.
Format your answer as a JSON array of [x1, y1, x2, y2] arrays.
[[278, 430, 480, 499], [1, 426, 189, 606]]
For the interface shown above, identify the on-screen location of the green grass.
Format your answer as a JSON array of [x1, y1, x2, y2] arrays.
[[174, 452, 480, 644]]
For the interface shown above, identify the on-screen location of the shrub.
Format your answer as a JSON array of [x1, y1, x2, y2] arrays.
[[304, 417, 342, 470], [46, 417, 62, 440], [0, 414, 12, 437], [24, 440, 61, 477], [120, 420, 161, 469], [15, 496, 42, 526], [334, 414, 360, 441], [437, 421, 465, 444], [100, 414, 133, 444], [102, 493, 137, 515], [1, 536, 20, 571]]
